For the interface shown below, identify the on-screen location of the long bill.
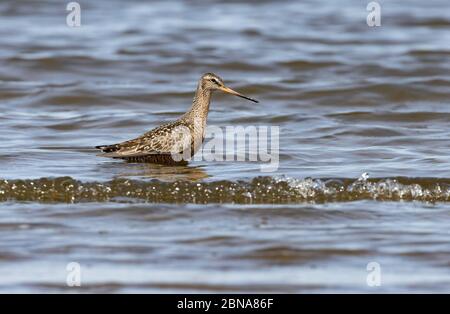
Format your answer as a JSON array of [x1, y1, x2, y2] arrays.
[[219, 86, 259, 103]]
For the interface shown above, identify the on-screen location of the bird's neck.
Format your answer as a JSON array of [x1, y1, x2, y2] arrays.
[[186, 83, 211, 123]]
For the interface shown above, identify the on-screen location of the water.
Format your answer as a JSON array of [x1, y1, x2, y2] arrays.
[[0, 0, 449, 293]]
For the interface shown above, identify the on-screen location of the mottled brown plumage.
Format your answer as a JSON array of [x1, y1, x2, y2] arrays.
[[96, 73, 258, 165]]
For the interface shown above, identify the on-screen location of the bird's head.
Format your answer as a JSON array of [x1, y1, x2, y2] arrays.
[[200, 73, 258, 103]]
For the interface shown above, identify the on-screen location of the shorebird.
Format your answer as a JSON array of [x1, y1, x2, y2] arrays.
[[95, 73, 258, 165]]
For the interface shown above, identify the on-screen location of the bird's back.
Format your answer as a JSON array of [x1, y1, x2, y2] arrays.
[[96, 117, 202, 164]]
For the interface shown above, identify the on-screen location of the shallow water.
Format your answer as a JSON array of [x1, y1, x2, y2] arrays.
[[0, 0, 449, 293]]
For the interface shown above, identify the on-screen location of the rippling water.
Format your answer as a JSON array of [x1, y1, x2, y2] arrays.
[[0, 0, 449, 293]]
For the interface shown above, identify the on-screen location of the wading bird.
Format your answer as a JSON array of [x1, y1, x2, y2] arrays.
[[95, 73, 258, 165]]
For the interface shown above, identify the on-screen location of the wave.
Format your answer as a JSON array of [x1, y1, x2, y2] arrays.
[[1, 175, 449, 203]]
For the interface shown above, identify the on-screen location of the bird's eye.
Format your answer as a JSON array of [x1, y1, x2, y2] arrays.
[[211, 79, 219, 84]]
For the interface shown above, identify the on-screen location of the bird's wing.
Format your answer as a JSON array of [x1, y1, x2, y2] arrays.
[[96, 122, 193, 158]]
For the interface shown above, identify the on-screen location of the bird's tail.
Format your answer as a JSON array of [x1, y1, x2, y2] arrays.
[[95, 144, 120, 153]]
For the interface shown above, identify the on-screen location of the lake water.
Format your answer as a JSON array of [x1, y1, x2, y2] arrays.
[[0, 0, 449, 293]]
